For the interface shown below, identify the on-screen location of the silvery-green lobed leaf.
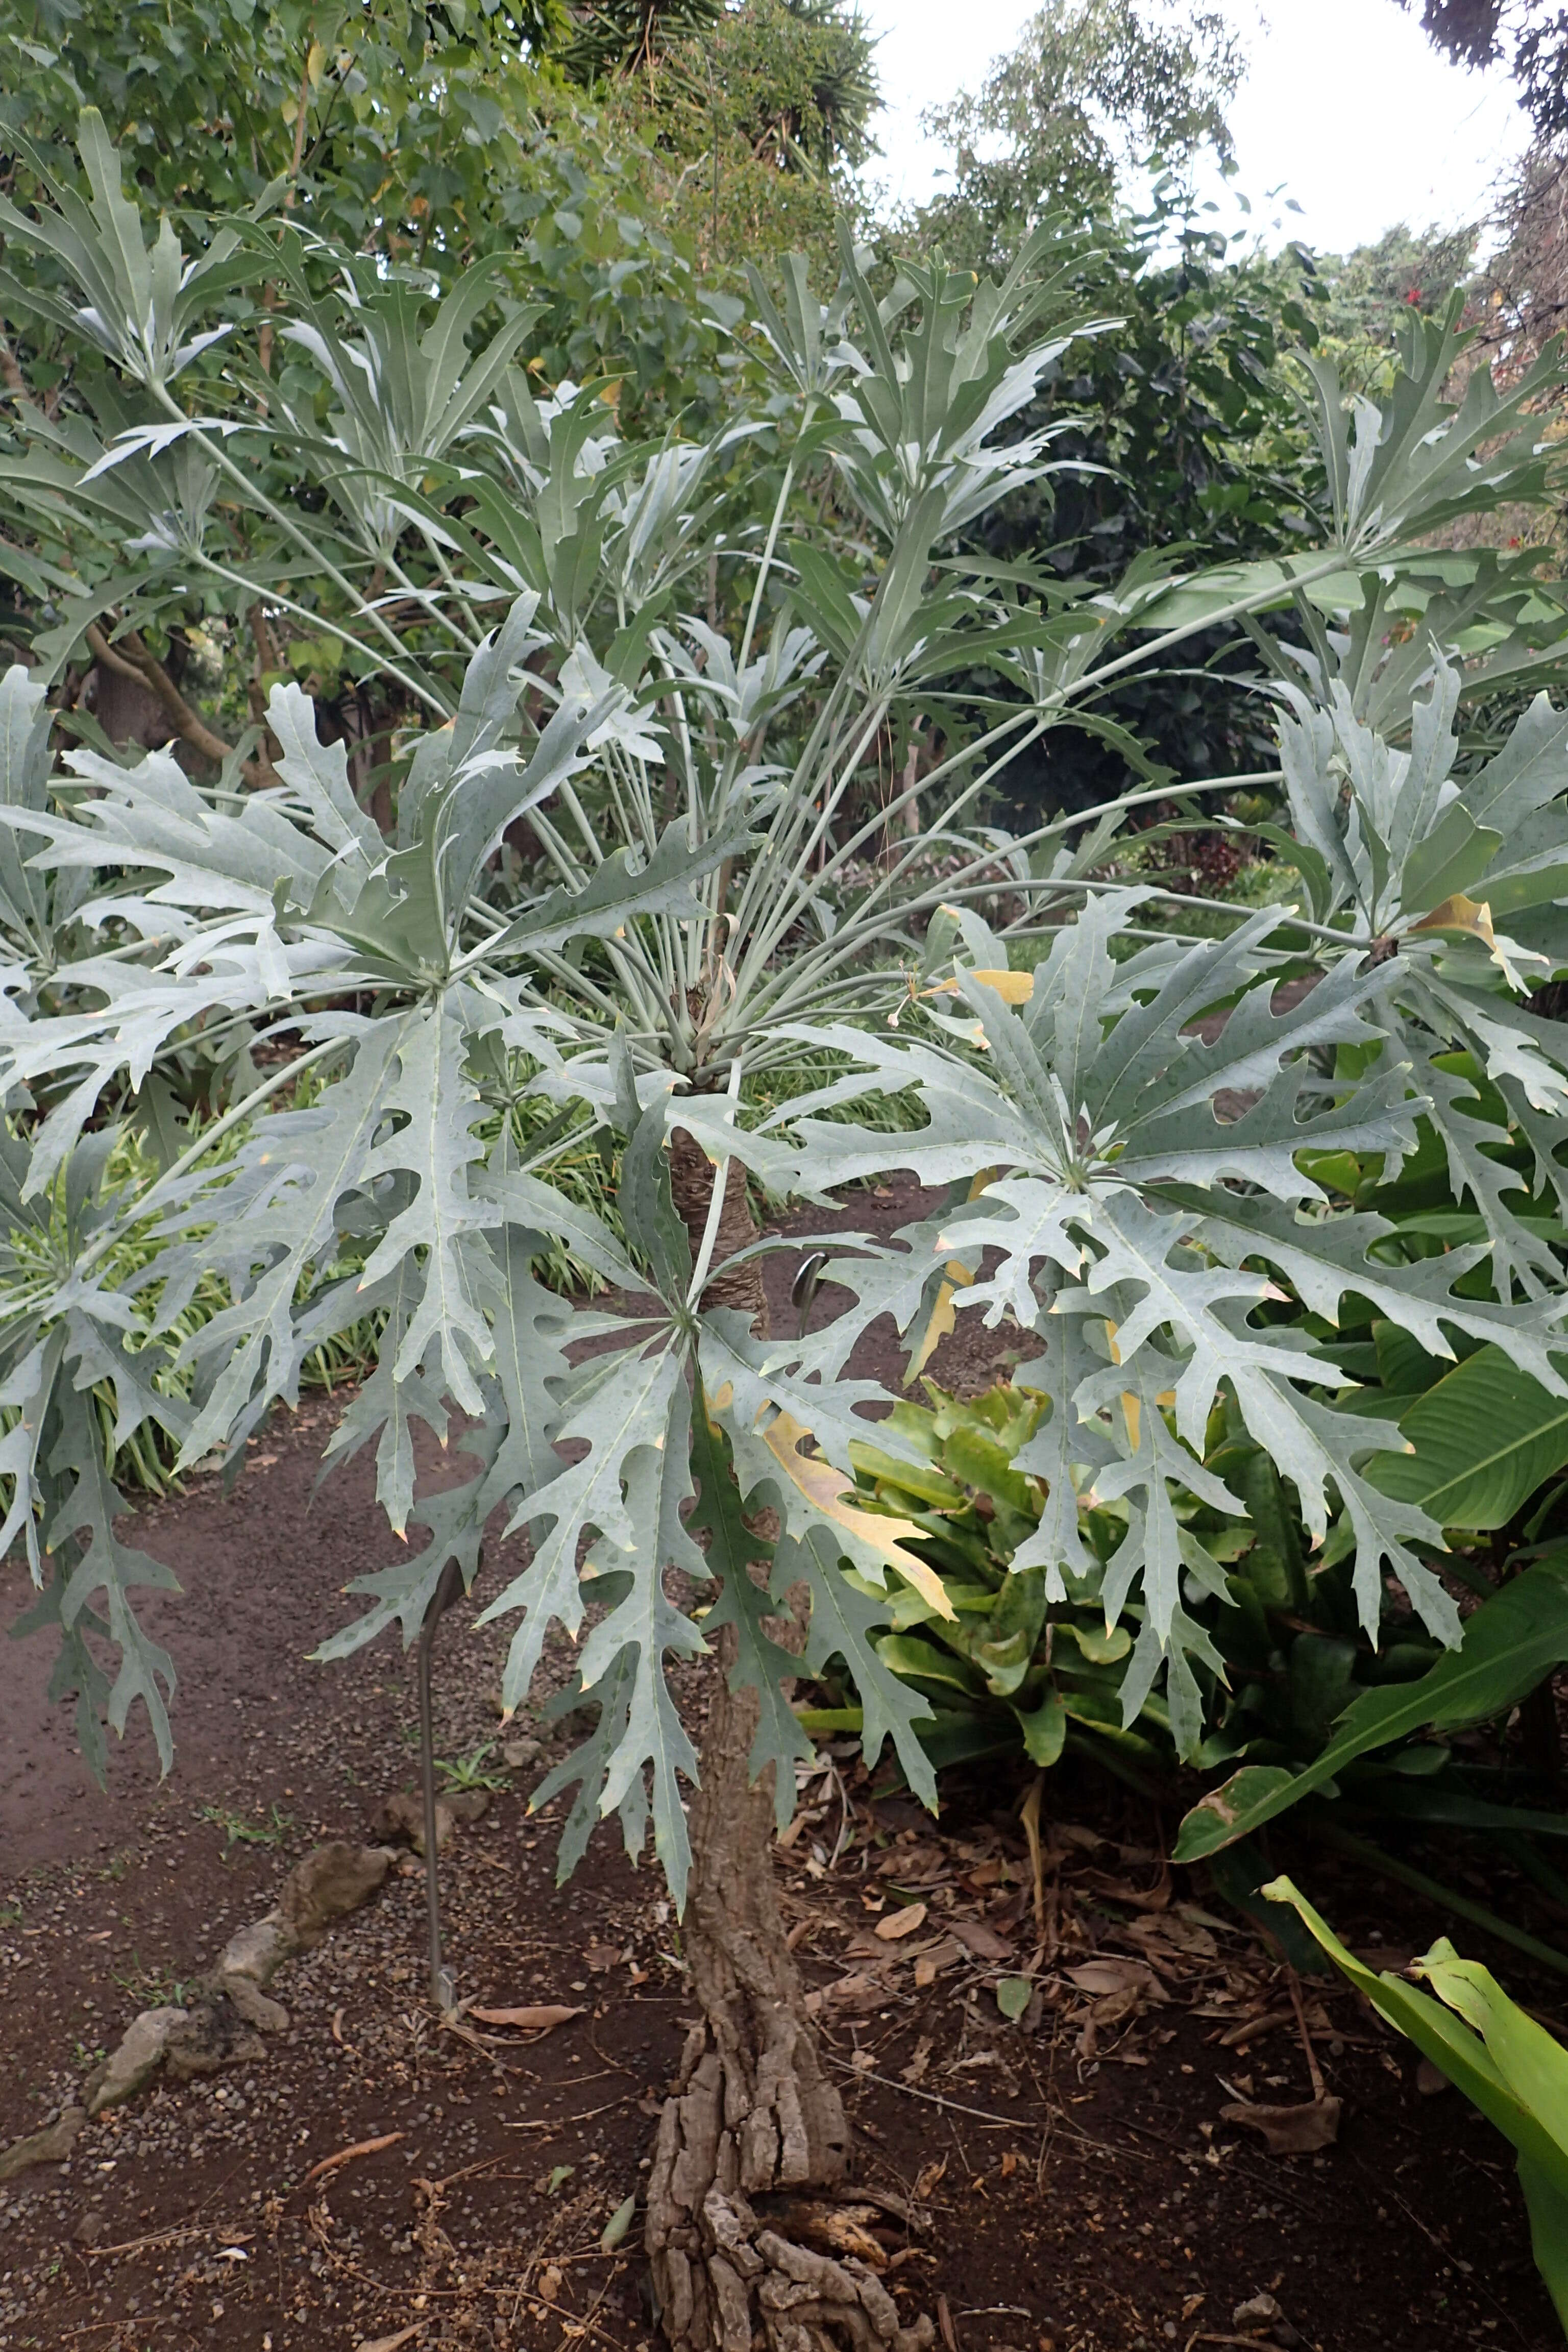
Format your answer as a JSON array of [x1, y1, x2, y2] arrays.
[[531, 1637, 652, 1889], [0, 1330, 65, 1580], [1009, 1318, 1115, 1599], [1410, 969, 1568, 1117], [1081, 1350, 1242, 1644], [479, 1335, 694, 1708], [30, 1382, 180, 1773], [0, 664, 56, 942], [1183, 1188, 1568, 1393], [314, 1423, 500, 1663], [702, 1309, 932, 1547], [1119, 1603, 1224, 1762], [474, 1324, 708, 1906]]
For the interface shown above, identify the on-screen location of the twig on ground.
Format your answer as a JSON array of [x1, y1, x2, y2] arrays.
[[303, 2130, 405, 2186], [86, 2223, 253, 2262], [1284, 1966, 1326, 2103]]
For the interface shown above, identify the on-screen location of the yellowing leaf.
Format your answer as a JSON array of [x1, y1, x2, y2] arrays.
[[906, 1277, 959, 1386], [757, 1406, 954, 1619], [908, 1164, 995, 1382], [927, 967, 1035, 1004], [1408, 892, 1545, 992], [1410, 892, 1497, 947]]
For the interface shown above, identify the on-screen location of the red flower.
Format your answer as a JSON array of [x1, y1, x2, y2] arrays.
[[1406, 286, 1423, 305]]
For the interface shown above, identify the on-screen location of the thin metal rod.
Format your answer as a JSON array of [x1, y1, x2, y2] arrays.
[[416, 1629, 451, 2010], [416, 1558, 465, 2012]]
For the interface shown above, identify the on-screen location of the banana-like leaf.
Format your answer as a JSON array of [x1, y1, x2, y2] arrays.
[[1263, 1878, 1568, 2332], [1174, 1562, 1568, 1861], [1368, 1345, 1568, 1531]]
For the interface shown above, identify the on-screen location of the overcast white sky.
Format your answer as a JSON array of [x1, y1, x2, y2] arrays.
[[862, 0, 1531, 255]]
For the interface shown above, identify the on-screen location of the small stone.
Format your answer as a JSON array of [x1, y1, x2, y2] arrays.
[[0, 2108, 86, 2183], [1416, 2057, 1451, 2096], [502, 1736, 544, 1769], [72, 2210, 105, 2246], [215, 1974, 289, 2034], [443, 1790, 490, 1825], [370, 1793, 454, 1858], [163, 1999, 266, 2083], [1233, 2292, 1282, 2329], [214, 1917, 295, 1988], [85, 2008, 187, 2117], [278, 1842, 394, 1943]]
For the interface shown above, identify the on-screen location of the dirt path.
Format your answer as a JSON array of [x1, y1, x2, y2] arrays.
[[1, 1185, 1557, 2352]]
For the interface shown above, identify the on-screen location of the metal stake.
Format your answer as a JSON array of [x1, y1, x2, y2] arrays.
[[416, 1557, 467, 2014]]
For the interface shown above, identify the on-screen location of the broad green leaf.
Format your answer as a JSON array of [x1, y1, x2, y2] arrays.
[[1263, 1877, 1568, 2327], [1369, 1345, 1568, 1530], [1175, 1563, 1568, 1860], [1013, 1686, 1066, 1767]]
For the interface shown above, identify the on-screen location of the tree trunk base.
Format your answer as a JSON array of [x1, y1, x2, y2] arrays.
[[648, 2022, 933, 2352], [645, 1655, 932, 2352]]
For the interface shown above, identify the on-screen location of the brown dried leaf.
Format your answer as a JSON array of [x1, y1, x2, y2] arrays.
[[1219, 2095, 1341, 2154], [947, 1918, 1014, 1960], [823, 1971, 889, 2015], [468, 2003, 584, 2034], [1124, 1912, 1218, 1961], [1066, 1958, 1167, 2004], [875, 1902, 929, 1942], [1080, 1868, 1171, 1913], [902, 2035, 935, 2085], [355, 2329, 425, 2352]]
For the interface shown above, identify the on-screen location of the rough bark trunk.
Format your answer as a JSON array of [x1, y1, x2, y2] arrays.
[[648, 1131, 932, 2352]]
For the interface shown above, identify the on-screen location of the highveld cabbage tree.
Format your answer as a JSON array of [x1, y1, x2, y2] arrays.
[[6, 122, 1568, 2352]]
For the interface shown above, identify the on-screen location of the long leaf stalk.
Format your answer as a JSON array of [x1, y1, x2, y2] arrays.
[[156, 397, 458, 710]]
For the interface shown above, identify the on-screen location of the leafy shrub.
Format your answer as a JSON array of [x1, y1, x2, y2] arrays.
[[844, 1375, 1452, 1780]]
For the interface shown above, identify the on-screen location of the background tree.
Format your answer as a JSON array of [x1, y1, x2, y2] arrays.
[[1397, 0, 1568, 144], [910, 0, 1242, 270], [1, 0, 565, 261], [559, 0, 880, 268]]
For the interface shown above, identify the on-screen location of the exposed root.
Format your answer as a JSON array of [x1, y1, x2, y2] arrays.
[[648, 2150, 934, 2352]]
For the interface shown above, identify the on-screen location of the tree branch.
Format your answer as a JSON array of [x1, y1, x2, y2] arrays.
[[86, 621, 278, 788]]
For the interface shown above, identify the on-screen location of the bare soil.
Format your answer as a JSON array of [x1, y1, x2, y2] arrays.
[[1, 1183, 1560, 2352]]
